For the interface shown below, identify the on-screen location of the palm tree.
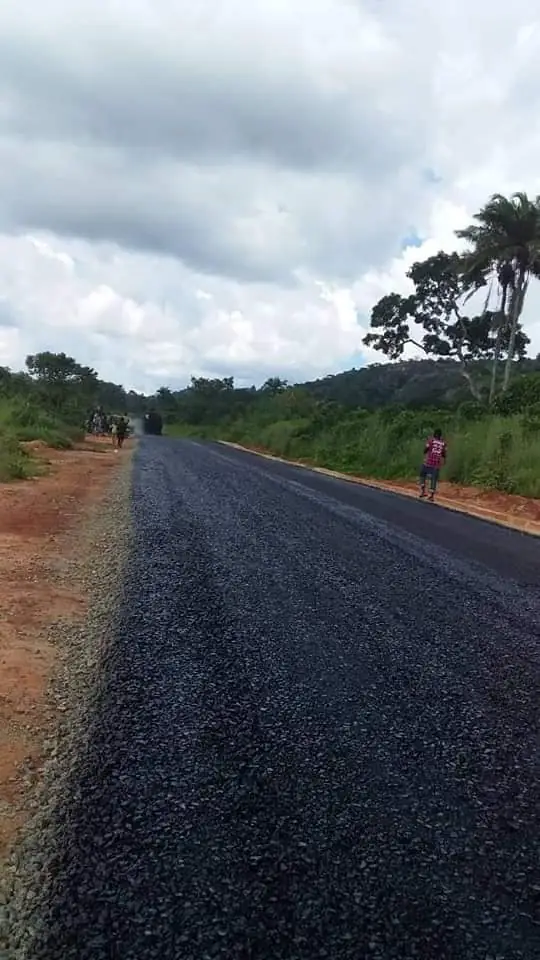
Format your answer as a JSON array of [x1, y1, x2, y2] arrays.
[[456, 192, 540, 393], [488, 261, 514, 404]]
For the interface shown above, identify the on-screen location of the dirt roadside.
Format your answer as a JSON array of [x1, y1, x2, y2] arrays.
[[219, 441, 540, 537], [0, 436, 132, 872]]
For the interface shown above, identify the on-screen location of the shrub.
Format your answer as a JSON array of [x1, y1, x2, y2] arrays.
[[0, 398, 82, 447], [0, 433, 39, 482], [494, 373, 540, 415]]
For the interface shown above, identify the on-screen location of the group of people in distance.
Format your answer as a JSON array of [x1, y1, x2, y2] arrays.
[[110, 414, 129, 450], [87, 407, 130, 450]]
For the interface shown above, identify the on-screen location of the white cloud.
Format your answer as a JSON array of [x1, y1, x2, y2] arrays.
[[0, 0, 539, 391]]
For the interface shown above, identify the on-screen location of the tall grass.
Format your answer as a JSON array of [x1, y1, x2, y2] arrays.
[[0, 397, 85, 481], [218, 407, 540, 498], [0, 398, 84, 447], [0, 432, 40, 481]]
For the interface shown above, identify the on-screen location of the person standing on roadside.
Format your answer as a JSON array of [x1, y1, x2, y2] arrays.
[[419, 428, 447, 501]]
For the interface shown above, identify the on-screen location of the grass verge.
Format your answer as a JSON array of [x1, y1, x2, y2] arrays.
[[0, 398, 86, 481], [220, 410, 540, 499]]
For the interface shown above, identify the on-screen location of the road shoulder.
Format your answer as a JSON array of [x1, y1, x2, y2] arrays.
[[218, 441, 540, 537], [0, 437, 134, 913]]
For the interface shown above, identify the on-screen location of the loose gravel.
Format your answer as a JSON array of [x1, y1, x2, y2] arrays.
[[8, 439, 540, 959], [1, 456, 134, 959]]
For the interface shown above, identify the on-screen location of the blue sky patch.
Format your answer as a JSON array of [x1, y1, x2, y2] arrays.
[[401, 231, 423, 250]]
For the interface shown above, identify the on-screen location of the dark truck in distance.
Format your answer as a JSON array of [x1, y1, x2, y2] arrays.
[[143, 411, 163, 436]]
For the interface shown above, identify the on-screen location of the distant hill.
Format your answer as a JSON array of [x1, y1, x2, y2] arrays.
[[301, 357, 540, 410]]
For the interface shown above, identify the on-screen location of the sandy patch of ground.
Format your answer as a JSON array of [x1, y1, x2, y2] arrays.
[[220, 442, 540, 536], [0, 436, 132, 866]]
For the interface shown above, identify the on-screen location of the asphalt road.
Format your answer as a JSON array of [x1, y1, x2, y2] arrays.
[[34, 439, 540, 959]]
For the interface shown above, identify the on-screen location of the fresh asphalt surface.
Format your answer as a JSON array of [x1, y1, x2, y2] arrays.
[[35, 439, 540, 959]]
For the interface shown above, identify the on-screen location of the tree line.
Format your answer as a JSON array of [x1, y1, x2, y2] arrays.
[[0, 351, 147, 423], [1, 190, 539, 434], [154, 189, 540, 427]]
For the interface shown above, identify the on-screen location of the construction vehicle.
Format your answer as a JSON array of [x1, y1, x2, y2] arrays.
[[143, 410, 163, 436]]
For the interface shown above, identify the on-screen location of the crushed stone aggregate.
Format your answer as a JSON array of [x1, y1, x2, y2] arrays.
[[1, 457, 134, 959], [13, 439, 540, 959]]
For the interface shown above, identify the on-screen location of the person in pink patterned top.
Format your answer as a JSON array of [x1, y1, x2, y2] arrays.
[[419, 429, 447, 501]]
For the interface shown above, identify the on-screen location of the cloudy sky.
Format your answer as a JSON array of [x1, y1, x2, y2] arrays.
[[0, 0, 539, 393]]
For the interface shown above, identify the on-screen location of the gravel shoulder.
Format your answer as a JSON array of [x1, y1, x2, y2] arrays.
[[20, 437, 540, 960], [0, 439, 134, 956]]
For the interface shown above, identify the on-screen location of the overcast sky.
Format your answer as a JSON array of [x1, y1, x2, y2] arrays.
[[0, 0, 539, 392]]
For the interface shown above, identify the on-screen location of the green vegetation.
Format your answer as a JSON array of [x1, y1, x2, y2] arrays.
[[365, 190, 540, 405], [158, 372, 540, 498], [3, 190, 540, 495], [0, 433, 37, 482], [0, 351, 146, 481], [158, 191, 540, 498]]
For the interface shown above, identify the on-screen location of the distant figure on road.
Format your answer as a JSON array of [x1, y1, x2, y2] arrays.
[[420, 429, 447, 501], [116, 415, 128, 449]]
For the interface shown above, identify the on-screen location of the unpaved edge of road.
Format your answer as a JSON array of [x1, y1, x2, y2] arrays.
[[218, 441, 540, 538], [0, 453, 135, 958]]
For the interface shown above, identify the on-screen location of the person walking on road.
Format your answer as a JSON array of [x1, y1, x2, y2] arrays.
[[116, 415, 128, 450], [420, 428, 447, 501]]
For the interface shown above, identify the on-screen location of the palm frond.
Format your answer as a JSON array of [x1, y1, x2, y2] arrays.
[[456, 190, 540, 287]]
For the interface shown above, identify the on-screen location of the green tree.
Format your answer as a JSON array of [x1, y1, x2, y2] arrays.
[[363, 251, 529, 402], [493, 372, 540, 415], [154, 386, 177, 418], [364, 253, 485, 401], [0, 367, 32, 397], [260, 377, 288, 395], [97, 380, 129, 413], [25, 351, 99, 414], [458, 261, 515, 406], [457, 192, 540, 393], [175, 376, 237, 425]]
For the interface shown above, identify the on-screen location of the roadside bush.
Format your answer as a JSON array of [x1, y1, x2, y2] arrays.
[[0, 432, 39, 482], [0, 398, 82, 447], [494, 372, 540, 415]]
